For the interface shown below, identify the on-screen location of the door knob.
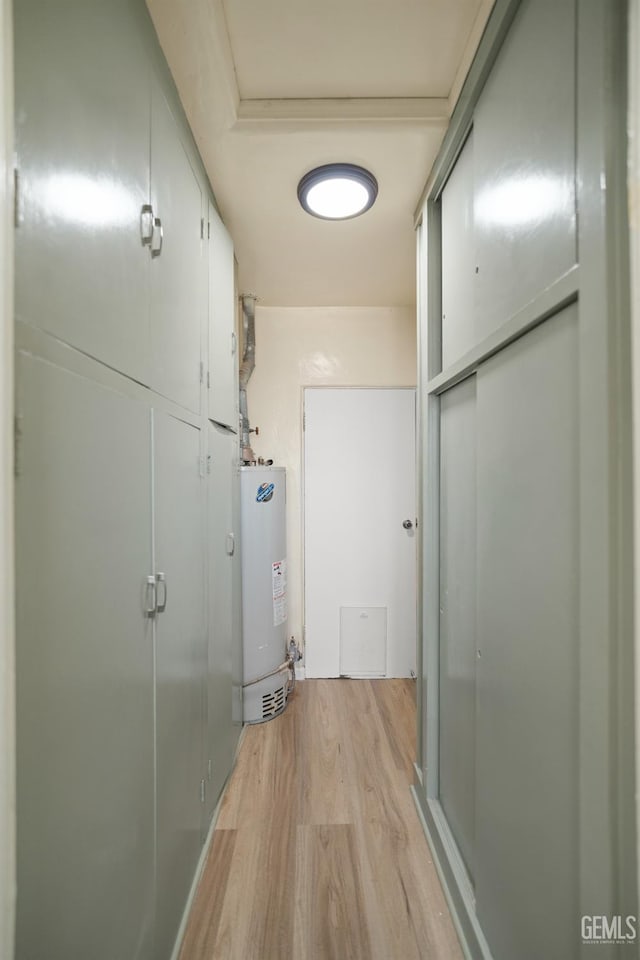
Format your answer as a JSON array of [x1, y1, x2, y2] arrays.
[[403, 519, 413, 530]]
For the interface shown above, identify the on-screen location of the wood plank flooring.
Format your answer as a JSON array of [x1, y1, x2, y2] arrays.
[[179, 679, 463, 960]]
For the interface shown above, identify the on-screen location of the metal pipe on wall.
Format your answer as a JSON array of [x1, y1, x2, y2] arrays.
[[239, 294, 257, 463]]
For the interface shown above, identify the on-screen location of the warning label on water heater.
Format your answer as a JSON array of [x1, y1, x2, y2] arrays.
[[272, 559, 288, 627]]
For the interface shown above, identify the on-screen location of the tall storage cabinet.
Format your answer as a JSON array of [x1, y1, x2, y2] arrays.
[[14, 1, 242, 958], [415, 1, 636, 958]]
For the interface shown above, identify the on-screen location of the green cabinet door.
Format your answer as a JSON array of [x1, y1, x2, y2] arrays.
[[150, 84, 205, 415], [208, 202, 238, 429], [205, 422, 236, 821], [231, 442, 244, 742], [15, 353, 155, 960], [153, 409, 207, 956], [14, 0, 152, 385]]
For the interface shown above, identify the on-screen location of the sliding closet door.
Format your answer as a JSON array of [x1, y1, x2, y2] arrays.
[[15, 353, 154, 960], [474, 307, 579, 959], [415, 1, 634, 958], [438, 377, 477, 883]]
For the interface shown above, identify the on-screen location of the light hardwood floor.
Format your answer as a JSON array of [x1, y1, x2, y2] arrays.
[[180, 679, 464, 960]]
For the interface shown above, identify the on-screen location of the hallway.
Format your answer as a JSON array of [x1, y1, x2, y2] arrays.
[[4, 2, 638, 957], [180, 680, 463, 960]]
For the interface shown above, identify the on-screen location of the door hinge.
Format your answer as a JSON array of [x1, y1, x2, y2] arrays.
[[14, 169, 23, 228], [199, 361, 204, 384], [200, 779, 206, 804], [199, 456, 205, 478], [200, 217, 205, 240], [206, 454, 212, 475], [14, 415, 22, 477], [302, 412, 305, 431], [207, 221, 211, 240], [207, 758, 212, 782], [207, 370, 210, 389]]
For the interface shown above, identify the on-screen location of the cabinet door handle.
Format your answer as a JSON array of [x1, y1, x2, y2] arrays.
[[231, 331, 237, 355], [145, 575, 157, 617], [226, 533, 235, 556], [140, 204, 154, 245], [151, 216, 163, 258], [156, 572, 167, 613]]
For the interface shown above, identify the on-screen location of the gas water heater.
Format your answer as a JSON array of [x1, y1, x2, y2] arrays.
[[240, 465, 292, 723]]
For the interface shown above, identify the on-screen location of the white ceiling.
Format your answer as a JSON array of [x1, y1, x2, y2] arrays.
[[147, 0, 494, 307], [224, 0, 484, 100]]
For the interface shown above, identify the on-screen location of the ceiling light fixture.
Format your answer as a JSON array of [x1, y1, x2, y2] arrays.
[[297, 163, 378, 220]]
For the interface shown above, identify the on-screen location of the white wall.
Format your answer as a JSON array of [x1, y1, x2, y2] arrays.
[[630, 0, 640, 914], [0, 0, 15, 954], [246, 305, 417, 664]]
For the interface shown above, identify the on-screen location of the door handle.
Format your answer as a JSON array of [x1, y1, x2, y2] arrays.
[[140, 204, 154, 245], [151, 216, 163, 257], [402, 519, 413, 530], [226, 533, 235, 556], [156, 572, 167, 613], [145, 575, 157, 617]]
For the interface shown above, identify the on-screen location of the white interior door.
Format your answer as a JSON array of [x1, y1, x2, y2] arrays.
[[304, 388, 416, 678]]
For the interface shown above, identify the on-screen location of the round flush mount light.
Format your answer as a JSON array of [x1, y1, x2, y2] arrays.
[[297, 163, 378, 220]]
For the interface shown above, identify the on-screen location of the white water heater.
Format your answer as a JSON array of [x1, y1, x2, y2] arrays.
[[240, 465, 290, 723]]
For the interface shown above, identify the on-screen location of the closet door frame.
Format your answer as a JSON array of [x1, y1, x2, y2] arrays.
[[413, 0, 636, 956]]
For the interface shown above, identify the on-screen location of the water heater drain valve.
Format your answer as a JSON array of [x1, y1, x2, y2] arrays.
[[288, 637, 302, 663]]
